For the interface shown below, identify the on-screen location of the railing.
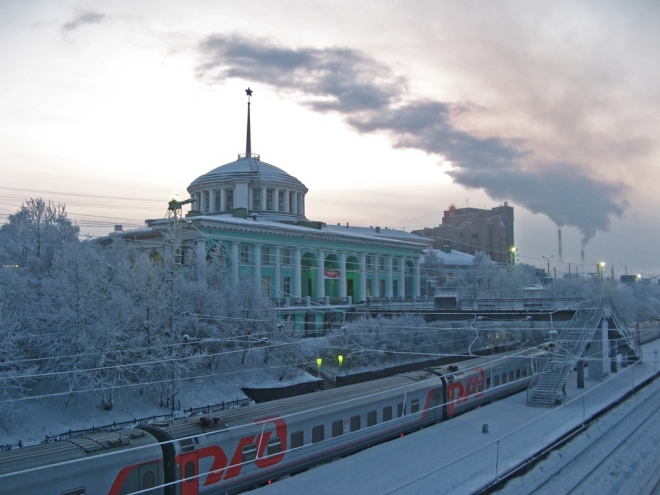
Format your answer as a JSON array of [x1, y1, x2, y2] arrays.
[[364, 298, 435, 311]]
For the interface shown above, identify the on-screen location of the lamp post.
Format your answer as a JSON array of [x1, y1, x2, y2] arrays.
[[338, 354, 344, 376], [542, 255, 553, 280], [510, 247, 518, 265], [597, 262, 606, 284], [316, 357, 322, 377]]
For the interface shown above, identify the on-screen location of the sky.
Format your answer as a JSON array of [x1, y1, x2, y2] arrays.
[[1, 0, 658, 276]]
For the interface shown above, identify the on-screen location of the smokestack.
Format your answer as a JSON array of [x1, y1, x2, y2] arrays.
[[558, 229, 563, 263], [581, 249, 585, 264]]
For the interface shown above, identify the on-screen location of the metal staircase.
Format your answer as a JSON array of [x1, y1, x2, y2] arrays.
[[527, 297, 642, 407]]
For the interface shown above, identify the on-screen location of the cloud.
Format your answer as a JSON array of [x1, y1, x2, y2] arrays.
[[61, 12, 106, 37], [195, 34, 629, 245]]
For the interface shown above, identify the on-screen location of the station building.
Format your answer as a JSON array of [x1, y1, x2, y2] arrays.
[[106, 94, 426, 332]]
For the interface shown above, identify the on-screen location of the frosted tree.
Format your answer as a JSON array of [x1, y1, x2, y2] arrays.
[[0, 198, 79, 274]]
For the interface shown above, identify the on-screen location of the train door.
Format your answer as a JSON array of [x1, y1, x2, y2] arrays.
[[138, 461, 161, 494], [434, 391, 443, 423], [180, 451, 199, 495]]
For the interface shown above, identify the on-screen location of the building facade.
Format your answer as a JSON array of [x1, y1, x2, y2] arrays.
[[413, 204, 514, 263]]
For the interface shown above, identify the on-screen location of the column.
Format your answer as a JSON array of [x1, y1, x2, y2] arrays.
[[283, 189, 290, 213], [414, 259, 421, 297], [317, 249, 325, 298], [399, 257, 406, 298], [274, 188, 280, 211], [339, 251, 347, 298], [359, 253, 367, 303], [274, 246, 281, 299], [374, 255, 380, 298], [261, 188, 267, 212], [231, 242, 239, 286], [220, 189, 225, 211], [253, 244, 261, 294], [291, 192, 297, 215], [387, 256, 394, 298], [294, 247, 302, 299]]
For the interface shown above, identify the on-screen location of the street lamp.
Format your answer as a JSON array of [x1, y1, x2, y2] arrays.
[[510, 247, 518, 265], [337, 354, 344, 375], [542, 255, 553, 280], [597, 262, 606, 283]]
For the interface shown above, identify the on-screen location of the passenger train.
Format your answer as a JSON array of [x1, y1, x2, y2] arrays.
[[0, 348, 548, 494]]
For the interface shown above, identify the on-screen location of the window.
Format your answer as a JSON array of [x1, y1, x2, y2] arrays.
[[289, 192, 295, 212], [397, 402, 404, 418], [502, 373, 507, 385], [185, 460, 196, 480], [262, 276, 271, 297], [486, 377, 491, 389], [494, 375, 500, 387], [367, 410, 377, 427], [240, 245, 249, 264], [332, 420, 343, 438], [214, 190, 221, 211], [253, 188, 261, 210], [225, 189, 234, 210], [379, 257, 385, 271], [266, 190, 274, 210], [283, 249, 291, 265], [291, 431, 304, 449], [263, 247, 271, 265], [203, 191, 210, 213], [393, 258, 399, 270], [516, 369, 521, 380], [509, 371, 514, 382], [278, 191, 284, 211], [312, 425, 324, 443], [366, 256, 373, 270], [393, 280, 399, 297], [411, 399, 420, 414], [350, 415, 361, 432], [366, 279, 372, 297], [142, 471, 155, 489], [383, 406, 392, 422], [283, 277, 291, 297], [523, 367, 528, 377], [267, 437, 282, 456], [379, 280, 386, 297], [242, 444, 257, 462]]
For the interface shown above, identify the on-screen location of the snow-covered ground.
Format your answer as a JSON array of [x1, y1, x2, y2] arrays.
[[251, 339, 660, 495], [0, 370, 313, 447]]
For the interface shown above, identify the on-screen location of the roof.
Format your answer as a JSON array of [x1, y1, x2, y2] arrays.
[[188, 156, 307, 192], [422, 248, 475, 266]]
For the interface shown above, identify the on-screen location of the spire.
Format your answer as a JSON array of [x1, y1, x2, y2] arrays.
[[245, 87, 253, 158]]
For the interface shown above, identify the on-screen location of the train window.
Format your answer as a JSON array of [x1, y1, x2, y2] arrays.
[[312, 425, 324, 443], [397, 402, 404, 418], [350, 415, 361, 432], [61, 489, 85, 495], [142, 471, 155, 490], [509, 371, 514, 382], [383, 406, 392, 422], [516, 369, 521, 379], [502, 373, 507, 385], [267, 437, 282, 456], [523, 367, 528, 377], [184, 461, 196, 480], [486, 377, 491, 389], [291, 430, 304, 448], [242, 444, 257, 462], [494, 375, 500, 387], [411, 399, 420, 414], [332, 420, 344, 437], [367, 410, 377, 427]]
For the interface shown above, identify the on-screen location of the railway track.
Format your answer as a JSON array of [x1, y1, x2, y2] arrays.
[[493, 377, 660, 494]]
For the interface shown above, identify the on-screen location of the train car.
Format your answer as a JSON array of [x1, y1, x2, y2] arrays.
[[0, 428, 164, 495], [139, 348, 546, 494]]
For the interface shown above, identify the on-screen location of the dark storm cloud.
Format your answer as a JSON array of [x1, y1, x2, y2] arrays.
[[195, 34, 629, 244], [61, 12, 106, 37]]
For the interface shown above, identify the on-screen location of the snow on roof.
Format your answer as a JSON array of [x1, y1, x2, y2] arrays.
[[422, 248, 475, 266]]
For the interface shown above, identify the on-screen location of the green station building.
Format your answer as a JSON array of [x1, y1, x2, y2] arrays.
[[109, 95, 426, 333]]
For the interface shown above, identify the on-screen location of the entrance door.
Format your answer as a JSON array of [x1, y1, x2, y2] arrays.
[[346, 279, 354, 299], [180, 451, 199, 495]]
